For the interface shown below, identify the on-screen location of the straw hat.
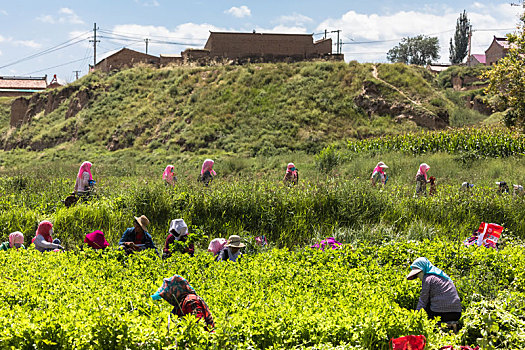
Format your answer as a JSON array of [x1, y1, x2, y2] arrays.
[[406, 268, 423, 280], [225, 235, 245, 248], [134, 215, 150, 232]]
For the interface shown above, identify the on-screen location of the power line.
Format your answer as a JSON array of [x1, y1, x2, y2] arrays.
[[0, 33, 90, 70], [342, 27, 517, 45], [23, 57, 92, 75], [99, 28, 207, 42]]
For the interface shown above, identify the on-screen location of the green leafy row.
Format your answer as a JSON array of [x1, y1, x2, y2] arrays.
[[347, 128, 525, 158], [1, 240, 525, 349]]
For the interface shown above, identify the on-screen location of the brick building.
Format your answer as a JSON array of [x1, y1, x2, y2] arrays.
[[160, 54, 183, 66], [0, 76, 47, 97], [466, 54, 486, 67], [485, 36, 509, 66], [202, 32, 335, 62], [95, 48, 160, 72]]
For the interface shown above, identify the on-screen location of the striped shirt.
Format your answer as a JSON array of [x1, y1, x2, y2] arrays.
[[417, 274, 462, 313]]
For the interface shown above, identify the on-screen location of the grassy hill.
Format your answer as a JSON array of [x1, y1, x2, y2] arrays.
[[0, 61, 490, 164]]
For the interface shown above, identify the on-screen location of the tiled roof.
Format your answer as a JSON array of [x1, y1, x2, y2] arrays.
[[0, 76, 47, 89], [494, 37, 510, 49], [472, 54, 486, 64]]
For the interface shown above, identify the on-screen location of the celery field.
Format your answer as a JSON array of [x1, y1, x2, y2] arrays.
[[1, 128, 525, 349]]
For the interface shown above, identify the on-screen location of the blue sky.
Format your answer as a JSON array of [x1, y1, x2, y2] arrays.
[[0, 1, 523, 83]]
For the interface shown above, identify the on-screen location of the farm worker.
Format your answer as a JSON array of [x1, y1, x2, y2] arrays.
[[84, 230, 109, 250], [74, 161, 95, 193], [370, 161, 388, 186], [216, 235, 245, 262], [496, 181, 510, 194], [151, 275, 215, 331], [0, 231, 25, 251], [407, 257, 462, 322], [283, 162, 299, 186], [119, 215, 158, 255], [460, 182, 474, 191], [162, 165, 177, 186], [32, 221, 63, 252], [513, 184, 524, 196], [207, 237, 227, 256], [162, 219, 194, 259], [200, 159, 216, 187], [415, 163, 430, 196]]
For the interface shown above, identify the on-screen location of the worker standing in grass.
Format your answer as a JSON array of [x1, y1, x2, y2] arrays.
[[370, 161, 388, 187], [151, 275, 215, 331], [283, 162, 299, 186], [162, 165, 176, 186], [74, 161, 95, 193], [119, 215, 158, 255], [0, 232, 25, 251], [407, 257, 462, 323], [200, 159, 216, 186], [415, 163, 430, 196]]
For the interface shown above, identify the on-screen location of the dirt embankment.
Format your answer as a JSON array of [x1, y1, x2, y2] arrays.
[[7, 86, 100, 150]]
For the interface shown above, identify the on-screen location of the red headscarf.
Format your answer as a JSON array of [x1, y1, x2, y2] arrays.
[[32, 220, 53, 243], [77, 161, 93, 181]]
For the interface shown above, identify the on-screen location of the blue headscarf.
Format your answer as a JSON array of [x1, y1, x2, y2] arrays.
[[410, 257, 451, 281]]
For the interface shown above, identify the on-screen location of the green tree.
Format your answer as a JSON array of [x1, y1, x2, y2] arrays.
[[483, 14, 525, 129], [449, 10, 471, 64], [387, 35, 440, 66]]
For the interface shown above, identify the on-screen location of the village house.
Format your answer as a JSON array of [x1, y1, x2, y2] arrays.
[[94, 48, 160, 72], [466, 54, 486, 67], [484, 36, 509, 66], [0, 76, 47, 98], [201, 32, 336, 62]]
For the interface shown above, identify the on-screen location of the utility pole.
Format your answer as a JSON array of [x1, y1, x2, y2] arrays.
[[324, 29, 327, 39], [331, 30, 341, 54], [467, 25, 473, 60], [144, 38, 150, 54], [73, 70, 81, 80], [89, 23, 100, 69]]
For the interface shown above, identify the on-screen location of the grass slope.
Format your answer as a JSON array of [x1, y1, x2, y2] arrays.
[[0, 62, 490, 161]]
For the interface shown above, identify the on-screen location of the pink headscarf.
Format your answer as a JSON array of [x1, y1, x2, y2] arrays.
[[207, 238, 227, 255], [163, 165, 175, 182], [84, 230, 109, 249], [416, 163, 430, 181], [201, 159, 217, 176], [77, 161, 93, 181], [32, 220, 53, 244], [373, 162, 387, 175], [286, 163, 297, 176], [9, 232, 24, 248]]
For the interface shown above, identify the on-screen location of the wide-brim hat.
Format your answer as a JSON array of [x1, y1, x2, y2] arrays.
[[406, 268, 423, 280], [226, 235, 245, 248], [134, 215, 150, 232]]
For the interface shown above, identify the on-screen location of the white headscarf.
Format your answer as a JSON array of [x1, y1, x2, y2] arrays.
[[169, 219, 188, 241]]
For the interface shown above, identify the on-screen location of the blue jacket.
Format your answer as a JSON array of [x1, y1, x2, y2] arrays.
[[119, 227, 158, 254]]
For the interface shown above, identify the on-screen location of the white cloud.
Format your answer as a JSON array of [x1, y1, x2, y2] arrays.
[[317, 4, 523, 63], [13, 40, 42, 49], [225, 6, 251, 18], [95, 23, 226, 60], [277, 13, 313, 26], [252, 25, 309, 34], [0, 34, 4, 42], [37, 7, 84, 24], [1, 10, 7, 16], [135, 0, 160, 7]]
